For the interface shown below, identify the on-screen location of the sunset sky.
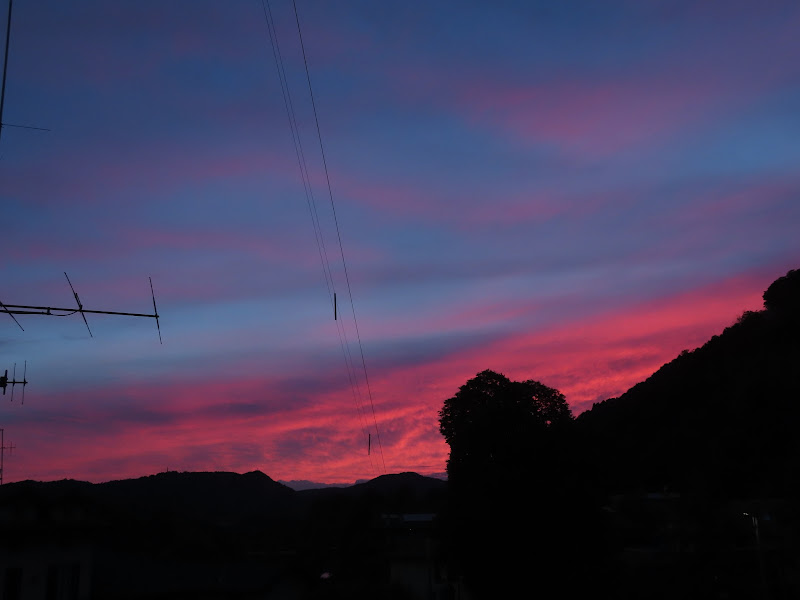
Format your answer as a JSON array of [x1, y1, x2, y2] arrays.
[[1, 1, 799, 486]]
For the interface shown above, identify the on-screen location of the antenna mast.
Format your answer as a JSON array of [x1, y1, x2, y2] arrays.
[[0, 429, 15, 485], [0, 0, 12, 144]]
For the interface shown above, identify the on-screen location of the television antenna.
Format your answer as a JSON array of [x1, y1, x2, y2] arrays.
[[1, 273, 162, 343], [0, 360, 27, 403], [0, 429, 14, 485]]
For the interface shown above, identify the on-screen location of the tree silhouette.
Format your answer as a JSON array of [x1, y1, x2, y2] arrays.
[[763, 268, 800, 317], [439, 369, 572, 483], [438, 370, 604, 598]]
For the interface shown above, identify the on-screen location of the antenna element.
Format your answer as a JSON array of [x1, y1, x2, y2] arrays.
[[65, 272, 93, 337]]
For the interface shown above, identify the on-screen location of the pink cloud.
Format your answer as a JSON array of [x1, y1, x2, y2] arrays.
[[670, 177, 800, 226], [2, 138, 299, 207], [450, 71, 766, 159], [386, 12, 800, 160], [320, 166, 573, 228]]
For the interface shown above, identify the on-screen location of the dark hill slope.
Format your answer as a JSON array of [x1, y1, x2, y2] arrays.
[[576, 268, 800, 497], [0, 471, 299, 557], [97, 469, 295, 521], [0, 471, 446, 599], [294, 472, 446, 537], [0, 470, 445, 541]]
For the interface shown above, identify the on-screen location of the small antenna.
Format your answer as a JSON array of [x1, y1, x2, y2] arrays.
[[334, 292, 337, 320], [1, 361, 28, 401], [65, 272, 93, 337], [368, 433, 371, 456]]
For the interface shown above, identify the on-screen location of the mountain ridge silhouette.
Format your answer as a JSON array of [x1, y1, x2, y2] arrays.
[[0, 469, 446, 523], [576, 267, 800, 497]]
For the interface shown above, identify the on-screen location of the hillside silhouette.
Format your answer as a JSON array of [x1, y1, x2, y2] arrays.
[[577, 268, 800, 498], [560, 268, 800, 600]]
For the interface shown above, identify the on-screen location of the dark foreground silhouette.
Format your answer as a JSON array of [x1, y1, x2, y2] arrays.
[[1, 268, 799, 599], [0, 471, 447, 599], [437, 268, 800, 599]]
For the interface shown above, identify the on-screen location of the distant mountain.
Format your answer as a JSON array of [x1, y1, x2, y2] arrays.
[[297, 471, 446, 508], [98, 469, 295, 511], [576, 268, 800, 497], [0, 470, 299, 555], [0, 469, 445, 531], [2, 470, 294, 515], [279, 479, 352, 491], [281, 472, 447, 491]]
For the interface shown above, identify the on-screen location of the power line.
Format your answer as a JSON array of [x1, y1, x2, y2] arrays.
[[262, 1, 333, 298], [261, 0, 377, 474], [264, 0, 376, 473], [292, 0, 386, 473], [2, 122, 49, 131]]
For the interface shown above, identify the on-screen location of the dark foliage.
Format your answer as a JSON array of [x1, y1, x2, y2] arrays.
[[570, 267, 800, 598], [438, 369, 572, 483], [576, 267, 800, 500], [436, 268, 800, 598], [438, 370, 607, 598], [763, 268, 800, 315]]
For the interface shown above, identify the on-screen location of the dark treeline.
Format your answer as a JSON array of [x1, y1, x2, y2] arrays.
[[438, 268, 800, 599]]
